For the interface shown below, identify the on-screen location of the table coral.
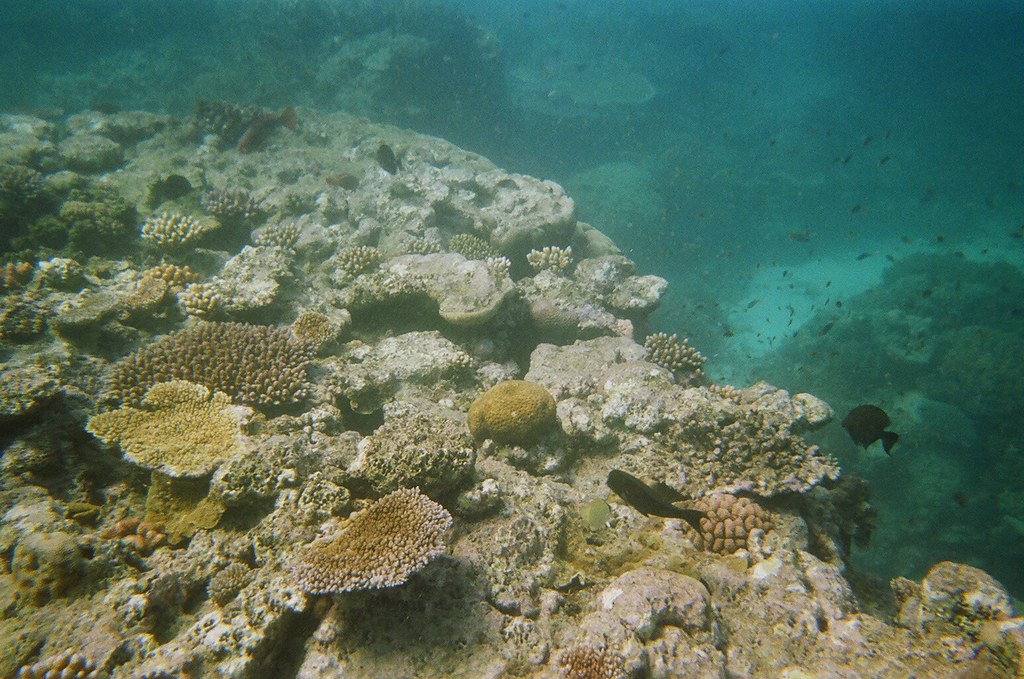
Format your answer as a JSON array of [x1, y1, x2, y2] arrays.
[[87, 380, 247, 477], [106, 321, 314, 408], [291, 487, 453, 594], [468, 380, 558, 445]]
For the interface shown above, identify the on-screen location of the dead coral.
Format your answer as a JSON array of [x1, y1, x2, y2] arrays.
[[291, 487, 453, 594], [106, 321, 315, 408]]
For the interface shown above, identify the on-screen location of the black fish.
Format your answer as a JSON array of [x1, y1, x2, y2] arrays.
[[606, 470, 705, 532], [842, 405, 899, 455], [376, 143, 400, 174]]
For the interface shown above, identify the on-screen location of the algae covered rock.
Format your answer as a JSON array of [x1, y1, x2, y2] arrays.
[[468, 380, 558, 445], [353, 399, 476, 497], [384, 252, 514, 326], [11, 531, 84, 605]]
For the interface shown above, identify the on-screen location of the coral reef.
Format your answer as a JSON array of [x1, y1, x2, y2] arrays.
[[558, 646, 629, 679], [207, 563, 252, 607], [527, 244, 573, 274], [87, 380, 248, 477], [291, 487, 453, 594], [139, 211, 213, 249], [200, 189, 266, 224], [106, 321, 314, 408], [691, 493, 771, 555], [643, 331, 706, 385], [17, 650, 101, 679], [468, 380, 558, 445], [334, 244, 383, 277], [449, 233, 498, 260]]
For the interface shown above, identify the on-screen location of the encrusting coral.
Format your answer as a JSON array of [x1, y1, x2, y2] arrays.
[[291, 487, 453, 594], [468, 380, 558, 445], [106, 321, 315, 408], [87, 380, 247, 477]]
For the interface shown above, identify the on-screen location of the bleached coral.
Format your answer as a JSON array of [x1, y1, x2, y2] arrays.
[[527, 245, 573, 274]]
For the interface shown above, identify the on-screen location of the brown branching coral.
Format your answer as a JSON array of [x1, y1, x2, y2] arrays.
[[291, 487, 453, 594], [336, 245, 383, 277], [106, 321, 315, 408], [140, 211, 214, 249], [201, 189, 266, 224], [691, 493, 771, 555], [644, 332, 705, 384], [99, 517, 167, 555]]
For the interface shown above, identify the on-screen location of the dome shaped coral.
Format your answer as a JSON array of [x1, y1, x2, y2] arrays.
[[467, 380, 557, 445]]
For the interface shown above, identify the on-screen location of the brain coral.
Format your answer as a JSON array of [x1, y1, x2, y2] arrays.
[[467, 380, 558, 445], [291, 487, 453, 594], [107, 321, 315, 408], [87, 380, 247, 477]]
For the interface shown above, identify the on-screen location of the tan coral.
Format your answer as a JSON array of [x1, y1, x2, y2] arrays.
[[208, 562, 252, 607], [291, 310, 337, 348], [467, 380, 558, 445], [527, 244, 573, 274], [643, 332, 705, 384], [140, 211, 213, 249], [691, 493, 770, 556], [87, 380, 247, 477], [558, 645, 628, 679], [336, 245, 382, 277], [18, 649, 101, 679], [141, 263, 199, 289], [291, 487, 452, 594]]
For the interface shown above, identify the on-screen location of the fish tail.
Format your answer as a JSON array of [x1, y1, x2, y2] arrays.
[[881, 431, 899, 455]]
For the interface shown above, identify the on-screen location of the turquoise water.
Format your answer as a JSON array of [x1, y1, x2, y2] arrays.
[[3, 0, 1023, 597]]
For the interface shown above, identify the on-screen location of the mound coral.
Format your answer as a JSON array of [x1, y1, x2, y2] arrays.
[[291, 487, 453, 594], [691, 493, 771, 555], [468, 380, 558, 445], [107, 321, 314, 408], [87, 380, 247, 477]]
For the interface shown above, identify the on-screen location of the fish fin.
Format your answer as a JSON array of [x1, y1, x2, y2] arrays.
[[881, 431, 899, 455], [650, 482, 687, 503], [675, 508, 706, 533]]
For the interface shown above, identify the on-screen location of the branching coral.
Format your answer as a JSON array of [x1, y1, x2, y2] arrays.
[[201, 189, 266, 224], [691, 493, 770, 555], [87, 380, 247, 477], [140, 211, 214, 249], [106, 321, 315, 408], [527, 245, 573, 274], [291, 487, 453, 594], [558, 645, 628, 679], [208, 562, 252, 607], [336, 245, 383, 277], [643, 332, 705, 384]]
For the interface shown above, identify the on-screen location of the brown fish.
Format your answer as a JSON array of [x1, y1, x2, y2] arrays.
[[606, 470, 705, 532], [842, 405, 899, 455]]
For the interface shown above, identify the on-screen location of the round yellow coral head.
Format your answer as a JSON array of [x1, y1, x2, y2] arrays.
[[467, 380, 557, 445]]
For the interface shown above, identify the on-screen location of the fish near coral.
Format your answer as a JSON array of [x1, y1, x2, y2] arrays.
[[237, 107, 298, 153], [606, 469, 705, 532], [842, 404, 899, 455]]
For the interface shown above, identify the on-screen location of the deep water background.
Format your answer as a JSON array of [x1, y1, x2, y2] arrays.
[[3, 0, 1024, 598]]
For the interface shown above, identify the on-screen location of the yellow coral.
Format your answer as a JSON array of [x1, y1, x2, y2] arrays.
[[87, 380, 247, 477], [467, 380, 557, 445]]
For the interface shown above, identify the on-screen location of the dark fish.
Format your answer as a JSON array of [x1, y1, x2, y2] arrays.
[[842, 405, 899, 455], [877, 155, 891, 166], [817, 321, 834, 336], [237, 107, 298, 153], [952, 492, 968, 508], [856, 252, 872, 261], [376, 143, 401, 174], [606, 470, 705, 532], [147, 174, 193, 207]]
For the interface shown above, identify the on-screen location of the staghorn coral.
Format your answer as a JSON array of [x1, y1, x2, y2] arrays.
[[468, 380, 558, 445], [107, 321, 314, 408], [87, 380, 248, 477], [208, 562, 252, 607], [558, 646, 629, 679], [691, 493, 770, 556], [335, 245, 383, 277], [140, 211, 214, 249], [450, 233, 498, 260], [201, 189, 266, 224], [643, 332, 705, 384], [291, 487, 453, 594], [527, 245, 573, 274], [17, 650, 101, 679]]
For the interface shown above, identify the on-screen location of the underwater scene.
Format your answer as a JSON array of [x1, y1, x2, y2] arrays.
[[2, 0, 1023, 676]]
